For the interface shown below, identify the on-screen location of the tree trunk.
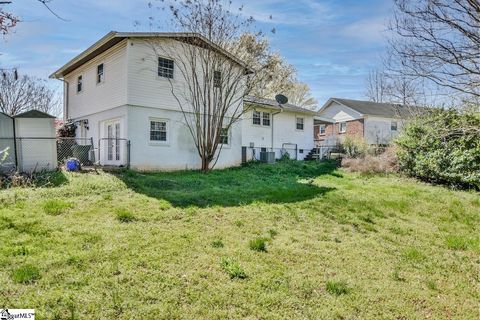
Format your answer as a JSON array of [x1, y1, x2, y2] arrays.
[[201, 156, 211, 172]]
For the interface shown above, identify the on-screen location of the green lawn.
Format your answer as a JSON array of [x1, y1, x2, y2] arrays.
[[0, 161, 479, 319]]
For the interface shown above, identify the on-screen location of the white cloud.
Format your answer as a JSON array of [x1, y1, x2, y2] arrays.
[[341, 16, 388, 44]]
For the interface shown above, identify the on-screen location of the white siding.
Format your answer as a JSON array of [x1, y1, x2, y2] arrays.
[[126, 38, 245, 115], [242, 107, 314, 160], [0, 114, 15, 171], [127, 106, 242, 170], [364, 116, 403, 144], [15, 118, 57, 172], [65, 40, 128, 119], [0, 113, 13, 138], [319, 101, 362, 122]]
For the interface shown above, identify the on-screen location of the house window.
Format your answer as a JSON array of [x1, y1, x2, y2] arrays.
[[97, 63, 104, 84], [214, 71, 221, 88], [391, 121, 398, 131], [158, 57, 174, 79], [262, 112, 270, 126], [339, 122, 347, 133], [220, 127, 229, 145], [296, 117, 304, 130], [252, 111, 261, 125], [319, 124, 326, 135], [150, 120, 167, 141], [77, 75, 83, 93]]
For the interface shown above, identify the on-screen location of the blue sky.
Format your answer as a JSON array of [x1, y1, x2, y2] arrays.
[[0, 0, 393, 106]]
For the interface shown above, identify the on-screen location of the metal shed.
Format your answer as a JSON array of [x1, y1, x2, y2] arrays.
[[13, 110, 58, 172], [0, 112, 16, 172]]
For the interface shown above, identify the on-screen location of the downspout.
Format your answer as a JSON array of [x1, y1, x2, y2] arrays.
[[54, 78, 69, 121], [270, 110, 282, 151]]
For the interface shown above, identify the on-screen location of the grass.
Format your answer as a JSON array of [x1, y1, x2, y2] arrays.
[[42, 199, 73, 216], [249, 237, 268, 252], [0, 160, 479, 318], [11, 265, 41, 284], [114, 208, 135, 223], [220, 257, 247, 279], [326, 280, 350, 296]]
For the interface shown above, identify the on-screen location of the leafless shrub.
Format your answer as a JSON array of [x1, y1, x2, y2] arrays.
[[341, 147, 398, 174]]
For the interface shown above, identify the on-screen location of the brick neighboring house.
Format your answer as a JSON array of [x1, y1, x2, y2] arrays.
[[314, 98, 412, 146]]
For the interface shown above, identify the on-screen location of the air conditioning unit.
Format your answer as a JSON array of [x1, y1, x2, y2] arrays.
[[260, 151, 275, 164]]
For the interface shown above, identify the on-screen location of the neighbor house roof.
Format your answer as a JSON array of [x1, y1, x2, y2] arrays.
[[320, 98, 413, 118], [14, 110, 56, 119], [244, 96, 316, 115], [50, 31, 252, 79]]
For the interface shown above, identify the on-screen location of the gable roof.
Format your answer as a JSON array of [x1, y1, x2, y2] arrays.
[[320, 98, 412, 118], [244, 96, 316, 115], [50, 31, 252, 79], [0, 112, 13, 119], [14, 110, 56, 119]]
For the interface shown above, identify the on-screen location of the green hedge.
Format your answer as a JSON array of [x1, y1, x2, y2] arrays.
[[395, 109, 480, 189]]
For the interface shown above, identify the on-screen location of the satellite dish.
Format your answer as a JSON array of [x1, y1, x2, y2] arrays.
[[275, 94, 288, 105]]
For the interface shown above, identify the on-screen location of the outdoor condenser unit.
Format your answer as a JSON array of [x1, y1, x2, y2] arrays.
[[260, 151, 275, 164]]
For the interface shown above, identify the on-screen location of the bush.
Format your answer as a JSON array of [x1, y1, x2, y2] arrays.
[[11, 265, 41, 284], [341, 147, 398, 174], [220, 257, 247, 279], [395, 109, 480, 189], [249, 237, 268, 252], [341, 136, 369, 158]]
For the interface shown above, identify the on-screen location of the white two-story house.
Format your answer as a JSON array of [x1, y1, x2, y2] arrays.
[[50, 31, 248, 170]]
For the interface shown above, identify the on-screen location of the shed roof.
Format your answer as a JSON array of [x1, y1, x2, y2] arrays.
[[0, 112, 13, 119], [50, 31, 252, 78], [244, 96, 316, 115], [320, 98, 413, 118], [14, 110, 56, 119]]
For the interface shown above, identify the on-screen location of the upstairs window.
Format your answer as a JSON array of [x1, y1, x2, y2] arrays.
[[262, 112, 271, 126], [339, 122, 347, 133], [158, 57, 174, 79], [391, 121, 398, 131], [214, 71, 221, 88], [97, 63, 104, 84], [77, 75, 83, 93], [220, 128, 229, 145], [150, 120, 167, 142], [252, 111, 261, 125], [296, 117, 304, 130], [319, 124, 326, 135]]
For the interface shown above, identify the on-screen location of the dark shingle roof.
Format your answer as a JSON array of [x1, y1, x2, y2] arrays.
[[244, 96, 316, 115], [14, 110, 56, 119], [327, 98, 413, 118]]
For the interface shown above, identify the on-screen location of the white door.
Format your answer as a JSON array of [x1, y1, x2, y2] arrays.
[[104, 120, 122, 166]]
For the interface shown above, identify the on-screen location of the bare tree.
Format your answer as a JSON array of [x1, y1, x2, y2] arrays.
[[146, 0, 274, 171], [235, 33, 317, 109], [0, 71, 61, 116], [389, 0, 480, 100], [1, 0, 64, 35], [365, 69, 391, 103]]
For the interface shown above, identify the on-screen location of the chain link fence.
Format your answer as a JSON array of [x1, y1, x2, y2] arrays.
[[0, 137, 130, 174]]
